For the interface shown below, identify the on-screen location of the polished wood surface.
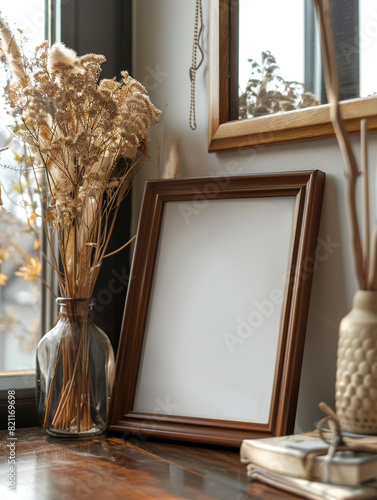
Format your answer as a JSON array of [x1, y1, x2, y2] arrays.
[[0, 427, 299, 499]]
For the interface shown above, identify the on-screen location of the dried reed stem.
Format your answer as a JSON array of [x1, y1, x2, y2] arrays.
[[361, 120, 370, 285], [313, 0, 366, 289], [369, 178, 377, 289], [48, 303, 94, 432]]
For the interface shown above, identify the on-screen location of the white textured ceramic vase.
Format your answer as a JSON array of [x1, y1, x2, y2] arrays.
[[335, 290, 377, 434]]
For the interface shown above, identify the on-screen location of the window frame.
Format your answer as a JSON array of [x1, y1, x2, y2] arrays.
[[0, 0, 56, 429]]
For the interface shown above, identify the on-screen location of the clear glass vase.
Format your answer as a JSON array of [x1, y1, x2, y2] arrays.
[[36, 298, 115, 437]]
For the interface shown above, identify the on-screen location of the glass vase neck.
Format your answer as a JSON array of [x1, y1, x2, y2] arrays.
[[56, 297, 95, 317]]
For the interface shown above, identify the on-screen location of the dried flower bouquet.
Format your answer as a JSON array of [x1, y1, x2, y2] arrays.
[[0, 18, 160, 432]]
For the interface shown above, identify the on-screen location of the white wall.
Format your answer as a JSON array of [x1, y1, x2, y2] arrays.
[[132, 0, 377, 433]]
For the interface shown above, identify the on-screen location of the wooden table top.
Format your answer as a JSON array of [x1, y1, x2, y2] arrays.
[[0, 427, 298, 499]]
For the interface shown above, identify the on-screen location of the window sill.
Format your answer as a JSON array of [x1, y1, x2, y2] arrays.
[[0, 388, 39, 429]]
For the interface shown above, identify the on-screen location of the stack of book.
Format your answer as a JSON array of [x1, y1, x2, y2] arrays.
[[240, 432, 377, 499]]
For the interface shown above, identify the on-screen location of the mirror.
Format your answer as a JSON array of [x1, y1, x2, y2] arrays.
[[209, 0, 377, 152]]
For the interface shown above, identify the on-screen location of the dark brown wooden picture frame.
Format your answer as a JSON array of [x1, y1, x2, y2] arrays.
[[108, 171, 325, 446], [209, 0, 377, 152]]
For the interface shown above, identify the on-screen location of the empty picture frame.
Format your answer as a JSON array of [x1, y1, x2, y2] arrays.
[[108, 171, 325, 446]]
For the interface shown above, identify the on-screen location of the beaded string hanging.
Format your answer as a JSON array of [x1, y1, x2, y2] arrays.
[[189, 0, 204, 130]]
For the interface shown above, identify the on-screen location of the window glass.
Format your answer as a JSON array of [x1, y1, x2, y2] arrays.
[[360, 0, 377, 97], [238, 0, 304, 96], [0, 2, 46, 386]]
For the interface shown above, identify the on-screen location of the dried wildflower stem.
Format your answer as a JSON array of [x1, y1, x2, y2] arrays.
[[103, 234, 136, 260], [313, 0, 366, 290]]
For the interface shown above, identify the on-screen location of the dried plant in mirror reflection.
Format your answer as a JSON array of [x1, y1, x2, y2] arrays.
[[239, 50, 320, 119]]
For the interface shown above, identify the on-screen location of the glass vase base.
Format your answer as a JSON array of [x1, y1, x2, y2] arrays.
[[46, 426, 105, 438]]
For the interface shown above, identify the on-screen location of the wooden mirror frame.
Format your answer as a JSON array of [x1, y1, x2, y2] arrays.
[[108, 171, 325, 446], [208, 0, 377, 152]]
